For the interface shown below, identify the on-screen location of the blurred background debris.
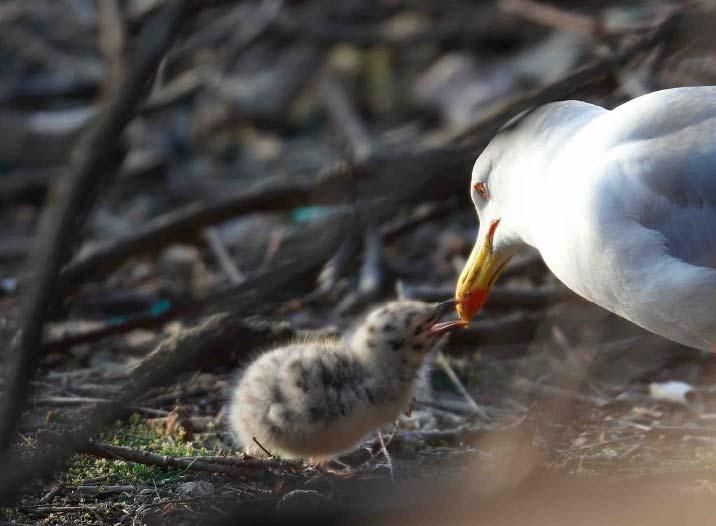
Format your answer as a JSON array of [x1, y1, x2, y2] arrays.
[[2, 0, 716, 524]]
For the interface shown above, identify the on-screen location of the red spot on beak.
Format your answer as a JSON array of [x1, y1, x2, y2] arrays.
[[460, 289, 489, 319]]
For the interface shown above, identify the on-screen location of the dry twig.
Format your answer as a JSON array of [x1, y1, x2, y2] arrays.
[[0, 0, 194, 458], [39, 434, 302, 477], [434, 352, 489, 420]]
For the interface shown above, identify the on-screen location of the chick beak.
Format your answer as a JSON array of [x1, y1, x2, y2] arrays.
[[434, 298, 459, 316], [454, 219, 512, 322], [429, 299, 469, 335]]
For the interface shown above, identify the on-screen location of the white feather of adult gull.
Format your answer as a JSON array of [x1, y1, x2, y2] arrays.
[[455, 86, 716, 352]]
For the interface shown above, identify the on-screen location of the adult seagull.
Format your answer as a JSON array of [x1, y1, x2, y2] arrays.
[[455, 86, 716, 352]]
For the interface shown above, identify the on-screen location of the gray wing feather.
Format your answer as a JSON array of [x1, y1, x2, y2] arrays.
[[605, 90, 716, 269]]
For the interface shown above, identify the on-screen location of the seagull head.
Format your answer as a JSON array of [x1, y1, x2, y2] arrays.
[[454, 139, 523, 322], [454, 101, 606, 322]]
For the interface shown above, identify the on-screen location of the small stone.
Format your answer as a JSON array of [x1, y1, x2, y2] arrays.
[[139, 507, 163, 526], [276, 489, 329, 512], [158, 245, 210, 295], [138, 488, 155, 503], [178, 480, 215, 498]]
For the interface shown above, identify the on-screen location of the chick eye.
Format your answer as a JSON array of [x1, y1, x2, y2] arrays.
[[473, 181, 490, 200]]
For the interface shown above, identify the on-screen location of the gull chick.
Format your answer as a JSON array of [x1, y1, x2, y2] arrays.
[[229, 300, 465, 461]]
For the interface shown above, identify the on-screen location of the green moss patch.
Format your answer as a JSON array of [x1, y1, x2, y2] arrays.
[[65, 413, 216, 486]]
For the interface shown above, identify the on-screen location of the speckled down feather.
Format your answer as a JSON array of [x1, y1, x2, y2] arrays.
[[229, 301, 446, 460]]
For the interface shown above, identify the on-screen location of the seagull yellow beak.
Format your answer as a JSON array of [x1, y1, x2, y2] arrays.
[[455, 219, 512, 322]]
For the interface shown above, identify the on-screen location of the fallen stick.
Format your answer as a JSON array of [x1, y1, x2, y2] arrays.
[[45, 211, 348, 352], [393, 419, 527, 447], [498, 0, 599, 36], [377, 431, 394, 482], [37, 433, 302, 477], [39, 483, 64, 504], [321, 73, 377, 162], [57, 140, 475, 294], [275, 5, 517, 48], [43, 304, 184, 352], [336, 227, 384, 314], [174, 455, 298, 470], [315, 233, 361, 296], [204, 227, 245, 285], [434, 352, 489, 420], [73, 485, 135, 495], [58, 165, 353, 293]]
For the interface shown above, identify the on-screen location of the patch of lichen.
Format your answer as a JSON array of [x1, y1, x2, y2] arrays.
[[64, 413, 216, 485], [0, 507, 27, 524], [3, 499, 122, 526]]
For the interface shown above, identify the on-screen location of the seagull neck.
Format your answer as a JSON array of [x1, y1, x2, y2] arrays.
[[499, 103, 608, 250], [496, 176, 545, 250]]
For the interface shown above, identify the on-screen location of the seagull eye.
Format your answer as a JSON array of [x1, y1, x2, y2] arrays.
[[473, 181, 489, 201]]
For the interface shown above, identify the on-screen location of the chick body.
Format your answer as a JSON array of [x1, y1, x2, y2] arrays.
[[229, 301, 447, 460]]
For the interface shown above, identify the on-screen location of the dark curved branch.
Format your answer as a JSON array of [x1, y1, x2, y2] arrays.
[[0, 0, 194, 456]]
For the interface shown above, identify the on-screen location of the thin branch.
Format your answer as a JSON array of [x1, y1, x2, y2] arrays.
[[315, 234, 361, 296], [498, 0, 599, 37], [42, 304, 184, 353], [58, 164, 353, 293], [96, 0, 125, 97], [358, 227, 383, 296], [58, 144, 474, 295], [337, 227, 384, 313], [39, 483, 64, 504], [376, 431, 394, 482], [320, 74, 377, 162], [204, 227, 245, 285], [38, 434, 301, 477], [274, 6, 515, 48], [434, 352, 489, 420], [252, 438, 274, 458], [45, 211, 348, 352]]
